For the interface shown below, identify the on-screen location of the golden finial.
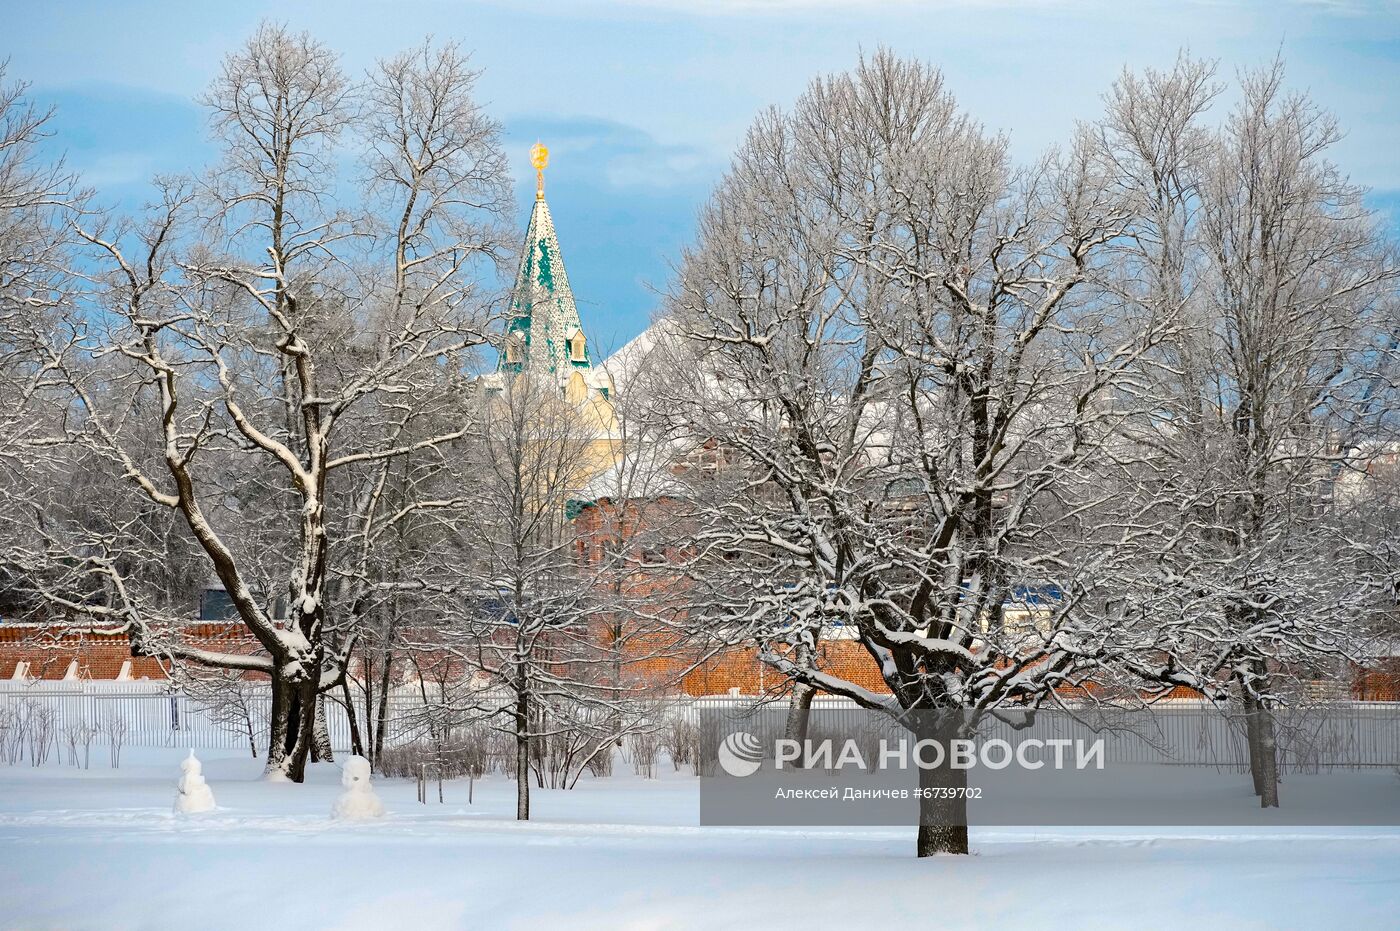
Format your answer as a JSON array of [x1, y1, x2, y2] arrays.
[[529, 142, 549, 199]]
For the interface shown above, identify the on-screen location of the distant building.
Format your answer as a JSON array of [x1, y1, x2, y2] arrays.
[[479, 141, 620, 476]]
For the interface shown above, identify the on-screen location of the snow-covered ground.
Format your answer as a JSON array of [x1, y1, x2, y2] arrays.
[[1, 749, 1397, 930]]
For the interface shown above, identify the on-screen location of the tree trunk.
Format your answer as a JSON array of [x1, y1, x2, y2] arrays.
[[1254, 705, 1280, 809], [515, 686, 531, 821], [914, 715, 970, 857], [372, 652, 393, 765], [265, 674, 317, 782], [310, 693, 333, 762], [360, 651, 375, 763], [1243, 692, 1265, 796], [1239, 669, 1280, 808], [1242, 695, 1280, 808], [245, 716, 258, 758], [341, 677, 365, 758], [265, 674, 293, 780], [286, 677, 317, 782], [784, 680, 816, 747]]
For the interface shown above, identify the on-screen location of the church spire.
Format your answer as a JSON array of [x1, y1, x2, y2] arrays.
[[531, 141, 548, 200], [499, 142, 592, 378]]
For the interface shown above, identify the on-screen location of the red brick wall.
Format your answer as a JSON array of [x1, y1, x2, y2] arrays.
[[1353, 660, 1400, 701], [0, 624, 265, 681], [680, 640, 887, 697]]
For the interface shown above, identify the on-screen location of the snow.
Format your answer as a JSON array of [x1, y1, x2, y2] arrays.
[[331, 755, 385, 821], [0, 748, 1397, 929], [172, 750, 217, 815]]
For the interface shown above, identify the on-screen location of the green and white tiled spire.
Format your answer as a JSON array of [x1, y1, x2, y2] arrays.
[[499, 142, 592, 379]]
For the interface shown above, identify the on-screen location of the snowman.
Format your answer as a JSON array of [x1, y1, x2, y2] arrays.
[[331, 755, 385, 820], [173, 749, 217, 815]]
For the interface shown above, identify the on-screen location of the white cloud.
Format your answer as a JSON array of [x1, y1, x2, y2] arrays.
[[73, 153, 157, 189]]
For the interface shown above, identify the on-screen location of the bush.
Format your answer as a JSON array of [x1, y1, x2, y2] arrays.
[[377, 729, 496, 780], [583, 742, 615, 777], [627, 729, 663, 778], [661, 715, 698, 772]]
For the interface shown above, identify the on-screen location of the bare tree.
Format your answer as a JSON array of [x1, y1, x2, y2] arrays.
[[179, 667, 265, 758], [3, 26, 510, 781], [1101, 58, 1400, 808], [326, 37, 509, 769], [657, 49, 1173, 856], [441, 372, 643, 818], [0, 65, 81, 619]]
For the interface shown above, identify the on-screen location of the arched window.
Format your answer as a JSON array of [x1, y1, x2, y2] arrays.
[[505, 332, 523, 364], [569, 330, 587, 363]]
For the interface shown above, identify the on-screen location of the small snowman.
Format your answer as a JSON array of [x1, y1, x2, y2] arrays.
[[331, 755, 385, 821], [173, 749, 217, 815]]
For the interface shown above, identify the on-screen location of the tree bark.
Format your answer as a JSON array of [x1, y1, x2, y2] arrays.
[[341, 677, 365, 758], [372, 652, 393, 765], [1243, 693, 1265, 797], [1239, 669, 1280, 808], [515, 685, 531, 821], [1242, 697, 1280, 808], [310, 693, 334, 762], [265, 675, 292, 779], [784, 680, 817, 747], [1253, 705, 1280, 809], [265, 673, 317, 782], [914, 715, 970, 856], [287, 677, 317, 781]]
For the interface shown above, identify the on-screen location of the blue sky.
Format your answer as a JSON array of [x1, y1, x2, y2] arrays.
[[6, 0, 1400, 350]]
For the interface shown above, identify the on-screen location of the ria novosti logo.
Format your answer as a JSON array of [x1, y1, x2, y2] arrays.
[[714, 730, 1106, 776], [717, 731, 765, 777]]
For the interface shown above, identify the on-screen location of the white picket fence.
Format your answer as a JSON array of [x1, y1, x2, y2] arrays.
[[2, 680, 1397, 770], [0, 680, 419, 756]]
